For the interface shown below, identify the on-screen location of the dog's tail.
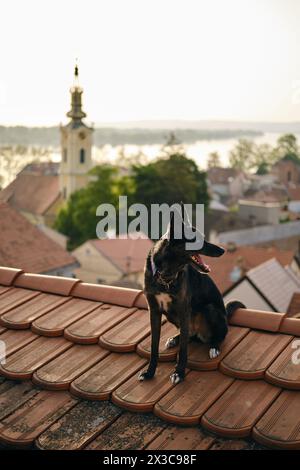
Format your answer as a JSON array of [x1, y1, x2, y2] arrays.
[[225, 300, 246, 318]]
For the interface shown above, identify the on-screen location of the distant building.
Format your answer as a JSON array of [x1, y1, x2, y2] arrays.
[[0, 202, 78, 276], [238, 200, 282, 225], [207, 167, 248, 201], [206, 243, 294, 293], [59, 64, 93, 200], [224, 258, 300, 312], [72, 234, 153, 288], [0, 65, 93, 225], [218, 220, 300, 251], [0, 162, 61, 226], [272, 158, 300, 186]]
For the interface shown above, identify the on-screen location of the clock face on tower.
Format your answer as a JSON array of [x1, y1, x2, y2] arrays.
[[79, 131, 86, 140]]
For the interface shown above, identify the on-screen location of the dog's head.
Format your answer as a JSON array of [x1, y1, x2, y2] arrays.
[[151, 203, 225, 282]]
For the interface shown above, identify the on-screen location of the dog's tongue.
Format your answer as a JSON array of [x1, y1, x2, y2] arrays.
[[192, 254, 211, 273]]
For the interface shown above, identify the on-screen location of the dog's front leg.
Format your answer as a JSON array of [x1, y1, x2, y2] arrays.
[[139, 296, 161, 381], [170, 307, 189, 384]]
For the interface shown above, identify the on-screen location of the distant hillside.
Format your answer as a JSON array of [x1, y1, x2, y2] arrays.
[[97, 120, 300, 133], [0, 125, 262, 147]]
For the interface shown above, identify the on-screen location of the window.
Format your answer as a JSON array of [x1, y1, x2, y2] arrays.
[[63, 187, 67, 199], [80, 148, 85, 164], [287, 171, 292, 182], [63, 148, 67, 163]]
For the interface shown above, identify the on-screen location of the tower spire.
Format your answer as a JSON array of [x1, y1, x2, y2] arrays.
[[67, 61, 86, 122]]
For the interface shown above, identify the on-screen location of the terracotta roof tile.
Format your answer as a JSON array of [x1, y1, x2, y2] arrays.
[[154, 371, 233, 425], [0, 336, 72, 380], [146, 426, 215, 450], [0, 286, 10, 296], [36, 401, 121, 450], [71, 282, 141, 307], [220, 331, 292, 379], [70, 352, 147, 400], [64, 304, 135, 344], [229, 307, 284, 331], [1, 267, 300, 449], [280, 316, 300, 335], [0, 287, 40, 315], [253, 391, 300, 449], [32, 344, 109, 390], [0, 390, 76, 447], [14, 272, 79, 295], [201, 380, 281, 438], [0, 267, 23, 286], [31, 298, 100, 337], [99, 308, 153, 352], [187, 326, 249, 371], [137, 321, 179, 362], [265, 340, 300, 389], [1, 292, 70, 329], [85, 412, 167, 450], [0, 203, 76, 273], [288, 293, 300, 317], [0, 381, 38, 421], [0, 329, 37, 356], [112, 362, 176, 412]]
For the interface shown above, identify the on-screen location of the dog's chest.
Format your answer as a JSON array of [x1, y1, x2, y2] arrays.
[[155, 293, 180, 326], [155, 293, 172, 313]]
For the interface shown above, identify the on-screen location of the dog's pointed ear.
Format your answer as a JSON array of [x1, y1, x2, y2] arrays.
[[200, 240, 225, 257]]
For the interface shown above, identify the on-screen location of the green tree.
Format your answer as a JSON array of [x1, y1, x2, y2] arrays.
[[229, 139, 255, 171], [253, 143, 275, 174], [132, 153, 210, 236], [55, 154, 210, 247], [273, 134, 300, 163], [133, 153, 209, 207], [54, 164, 122, 249], [207, 151, 221, 168]]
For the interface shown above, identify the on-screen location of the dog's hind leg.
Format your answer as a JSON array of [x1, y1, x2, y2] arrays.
[[203, 303, 228, 360], [139, 296, 162, 381]]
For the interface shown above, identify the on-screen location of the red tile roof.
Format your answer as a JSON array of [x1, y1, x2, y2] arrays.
[[0, 203, 77, 273], [0, 173, 60, 215], [207, 167, 240, 185], [1, 267, 300, 449], [287, 186, 300, 201], [90, 236, 153, 274], [205, 245, 294, 293]]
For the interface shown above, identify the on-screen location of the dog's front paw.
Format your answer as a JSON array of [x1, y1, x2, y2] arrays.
[[165, 336, 179, 349], [138, 370, 154, 381], [170, 371, 184, 384], [209, 347, 220, 359]]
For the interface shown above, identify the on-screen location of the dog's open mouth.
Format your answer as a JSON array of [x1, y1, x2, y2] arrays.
[[190, 254, 211, 273]]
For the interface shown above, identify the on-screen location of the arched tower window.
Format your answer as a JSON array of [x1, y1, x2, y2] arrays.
[[80, 148, 85, 164], [63, 148, 67, 163]]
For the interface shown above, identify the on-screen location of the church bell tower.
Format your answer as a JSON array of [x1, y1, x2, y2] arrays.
[[60, 64, 93, 200]]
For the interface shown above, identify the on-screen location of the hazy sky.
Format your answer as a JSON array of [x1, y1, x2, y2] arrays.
[[0, 0, 299, 125]]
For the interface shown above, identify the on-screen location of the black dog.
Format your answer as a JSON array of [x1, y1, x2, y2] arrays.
[[139, 203, 244, 384]]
